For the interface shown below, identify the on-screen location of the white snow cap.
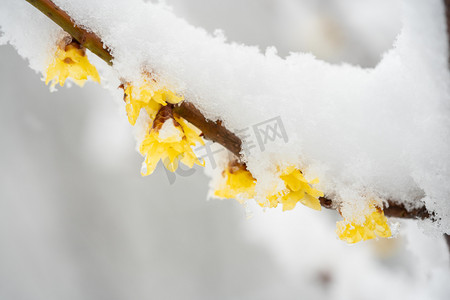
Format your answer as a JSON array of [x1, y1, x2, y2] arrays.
[[1, 0, 449, 233]]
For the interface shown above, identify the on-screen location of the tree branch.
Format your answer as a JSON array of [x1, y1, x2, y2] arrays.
[[25, 0, 243, 158], [24, 0, 440, 220], [26, 0, 113, 64], [173, 103, 242, 157]]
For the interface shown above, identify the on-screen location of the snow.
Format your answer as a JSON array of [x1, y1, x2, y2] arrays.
[[0, 0, 64, 73], [1, 0, 449, 233], [158, 119, 182, 141]]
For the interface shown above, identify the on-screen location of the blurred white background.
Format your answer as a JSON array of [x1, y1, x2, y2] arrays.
[[0, 0, 449, 299]]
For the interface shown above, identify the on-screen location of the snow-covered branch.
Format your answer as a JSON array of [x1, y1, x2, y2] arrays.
[[0, 0, 447, 246], [24, 0, 243, 157], [23, 0, 449, 223]]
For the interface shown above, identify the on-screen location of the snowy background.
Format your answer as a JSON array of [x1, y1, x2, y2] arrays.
[[0, 0, 449, 299]]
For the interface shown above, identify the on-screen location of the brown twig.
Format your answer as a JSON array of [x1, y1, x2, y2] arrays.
[[24, 0, 440, 220], [26, 0, 113, 64], [384, 202, 432, 219], [319, 197, 432, 219], [173, 103, 242, 156]]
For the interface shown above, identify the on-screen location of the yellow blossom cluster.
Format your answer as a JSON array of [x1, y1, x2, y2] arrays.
[[123, 78, 183, 125], [214, 162, 392, 244], [266, 166, 323, 211], [214, 163, 323, 211], [122, 75, 203, 175], [46, 40, 100, 88], [214, 161, 256, 202], [336, 204, 392, 244], [139, 107, 204, 175]]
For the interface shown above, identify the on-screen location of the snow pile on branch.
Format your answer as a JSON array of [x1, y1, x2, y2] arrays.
[[0, 1, 64, 72], [1, 0, 449, 233]]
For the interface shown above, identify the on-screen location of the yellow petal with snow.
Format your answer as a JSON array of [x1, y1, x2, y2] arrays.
[[46, 42, 100, 88], [269, 166, 323, 211], [123, 78, 183, 126], [281, 190, 305, 211], [175, 116, 205, 146], [300, 194, 322, 211], [139, 109, 204, 176], [336, 206, 392, 244], [214, 163, 256, 201]]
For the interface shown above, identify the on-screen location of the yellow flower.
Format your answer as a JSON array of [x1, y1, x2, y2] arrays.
[[213, 164, 323, 211], [46, 40, 100, 88], [123, 78, 183, 125], [336, 205, 392, 244], [214, 161, 256, 201], [139, 106, 204, 176], [264, 166, 323, 211]]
